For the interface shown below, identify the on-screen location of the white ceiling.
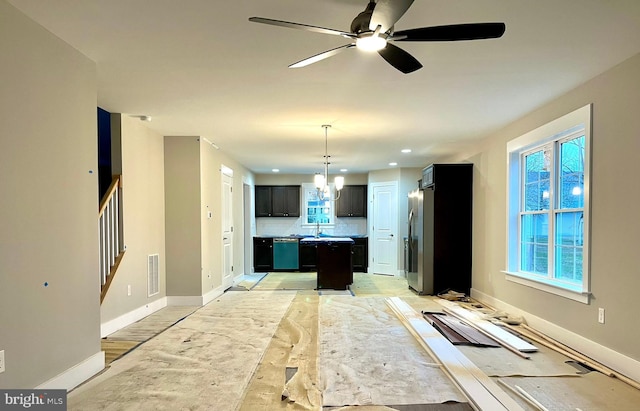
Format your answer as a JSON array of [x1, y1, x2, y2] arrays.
[[8, 0, 640, 174]]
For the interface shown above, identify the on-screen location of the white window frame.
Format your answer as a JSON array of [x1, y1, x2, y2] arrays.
[[301, 183, 335, 228], [504, 104, 592, 303]]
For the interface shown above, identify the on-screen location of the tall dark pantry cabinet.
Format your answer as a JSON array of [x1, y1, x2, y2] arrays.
[[406, 163, 473, 295]]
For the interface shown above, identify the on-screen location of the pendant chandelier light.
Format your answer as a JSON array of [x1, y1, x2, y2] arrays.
[[314, 125, 344, 201]]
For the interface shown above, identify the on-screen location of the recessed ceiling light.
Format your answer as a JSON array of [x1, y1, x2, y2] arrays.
[[272, 169, 280, 173], [389, 162, 398, 166], [401, 149, 412, 153], [340, 168, 348, 172]]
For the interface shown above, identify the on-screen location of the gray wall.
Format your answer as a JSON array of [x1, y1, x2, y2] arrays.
[[164, 137, 255, 298], [442, 53, 640, 362], [100, 115, 167, 322], [164, 137, 203, 296], [0, 0, 100, 388]]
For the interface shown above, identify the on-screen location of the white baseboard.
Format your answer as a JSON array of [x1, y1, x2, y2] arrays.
[[100, 297, 168, 338], [471, 288, 640, 383], [203, 285, 225, 305], [101, 287, 226, 338], [166, 285, 225, 307], [167, 295, 205, 306], [36, 351, 104, 391]]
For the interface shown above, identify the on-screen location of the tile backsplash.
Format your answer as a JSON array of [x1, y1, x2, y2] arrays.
[[256, 217, 367, 237]]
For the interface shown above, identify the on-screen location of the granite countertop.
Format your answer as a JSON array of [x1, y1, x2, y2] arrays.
[[299, 237, 355, 243], [255, 234, 367, 239]]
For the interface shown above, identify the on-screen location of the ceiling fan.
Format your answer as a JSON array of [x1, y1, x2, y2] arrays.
[[249, 0, 505, 74]]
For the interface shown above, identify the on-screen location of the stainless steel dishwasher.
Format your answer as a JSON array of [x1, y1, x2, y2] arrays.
[[272, 238, 299, 270]]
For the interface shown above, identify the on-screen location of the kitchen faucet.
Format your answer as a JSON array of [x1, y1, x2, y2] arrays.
[[315, 221, 321, 238]]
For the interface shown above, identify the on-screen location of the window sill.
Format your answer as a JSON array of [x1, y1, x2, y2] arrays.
[[502, 271, 590, 304], [301, 223, 335, 229]]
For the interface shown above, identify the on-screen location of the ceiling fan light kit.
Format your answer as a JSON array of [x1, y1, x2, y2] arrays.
[[356, 33, 387, 52], [249, 0, 506, 74], [314, 125, 344, 201]]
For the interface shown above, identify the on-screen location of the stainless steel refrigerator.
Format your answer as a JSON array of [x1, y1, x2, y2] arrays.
[[406, 163, 473, 295]]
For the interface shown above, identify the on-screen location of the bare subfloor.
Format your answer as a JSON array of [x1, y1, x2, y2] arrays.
[[77, 273, 640, 411]]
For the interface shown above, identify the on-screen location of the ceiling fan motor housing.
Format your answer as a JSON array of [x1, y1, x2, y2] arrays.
[[351, 1, 376, 34]]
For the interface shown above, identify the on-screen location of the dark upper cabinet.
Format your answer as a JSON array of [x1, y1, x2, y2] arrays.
[[271, 186, 300, 217], [255, 185, 300, 217], [255, 186, 273, 217], [336, 185, 367, 217]]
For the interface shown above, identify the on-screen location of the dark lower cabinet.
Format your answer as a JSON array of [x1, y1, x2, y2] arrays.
[[253, 237, 273, 272], [352, 238, 368, 272], [299, 237, 367, 273], [299, 242, 317, 271], [317, 242, 353, 290]]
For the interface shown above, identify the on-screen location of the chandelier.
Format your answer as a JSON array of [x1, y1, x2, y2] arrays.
[[314, 125, 344, 201]]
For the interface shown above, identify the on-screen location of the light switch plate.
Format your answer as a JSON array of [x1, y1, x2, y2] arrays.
[[598, 308, 605, 324], [0, 350, 5, 373]]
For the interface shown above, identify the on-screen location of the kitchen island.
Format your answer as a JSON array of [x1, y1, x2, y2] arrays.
[[299, 237, 354, 290]]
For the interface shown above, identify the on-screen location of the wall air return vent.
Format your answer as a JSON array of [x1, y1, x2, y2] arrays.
[[148, 254, 159, 297]]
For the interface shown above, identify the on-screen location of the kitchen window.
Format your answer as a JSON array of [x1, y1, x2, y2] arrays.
[[302, 183, 335, 226], [505, 104, 591, 303]]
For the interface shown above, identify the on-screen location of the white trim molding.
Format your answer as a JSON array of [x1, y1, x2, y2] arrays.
[[505, 104, 592, 302], [100, 297, 168, 338], [471, 288, 640, 383], [166, 285, 225, 307], [167, 295, 206, 306], [36, 351, 105, 391], [202, 285, 225, 305], [503, 271, 590, 304]]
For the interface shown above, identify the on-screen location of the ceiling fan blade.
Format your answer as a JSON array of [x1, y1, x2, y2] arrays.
[[377, 43, 422, 74], [369, 0, 415, 33], [393, 23, 506, 41], [249, 17, 354, 38], [289, 44, 355, 68]]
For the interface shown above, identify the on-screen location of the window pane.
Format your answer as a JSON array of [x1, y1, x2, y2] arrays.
[[305, 188, 333, 224], [520, 213, 548, 274], [523, 150, 550, 211], [559, 136, 585, 209], [555, 211, 583, 282]]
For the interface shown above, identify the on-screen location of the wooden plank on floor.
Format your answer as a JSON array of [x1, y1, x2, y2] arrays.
[[433, 314, 501, 347], [387, 297, 524, 411], [436, 300, 537, 353], [424, 313, 469, 345]]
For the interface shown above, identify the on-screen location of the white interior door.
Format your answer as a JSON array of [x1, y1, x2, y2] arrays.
[[371, 182, 398, 275], [222, 169, 234, 289]]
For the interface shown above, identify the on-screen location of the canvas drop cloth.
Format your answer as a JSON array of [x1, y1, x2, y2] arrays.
[[69, 291, 295, 411], [318, 296, 467, 407]]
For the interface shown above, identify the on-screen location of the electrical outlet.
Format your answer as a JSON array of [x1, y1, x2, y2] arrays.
[[598, 307, 605, 324], [0, 350, 5, 373], [127, 285, 131, 296]]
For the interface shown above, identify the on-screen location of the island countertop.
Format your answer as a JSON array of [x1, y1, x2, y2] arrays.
[[299, 237, 355, 244]]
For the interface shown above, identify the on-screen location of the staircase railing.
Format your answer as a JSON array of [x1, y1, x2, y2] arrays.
[[98, 175, 125, 303]]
